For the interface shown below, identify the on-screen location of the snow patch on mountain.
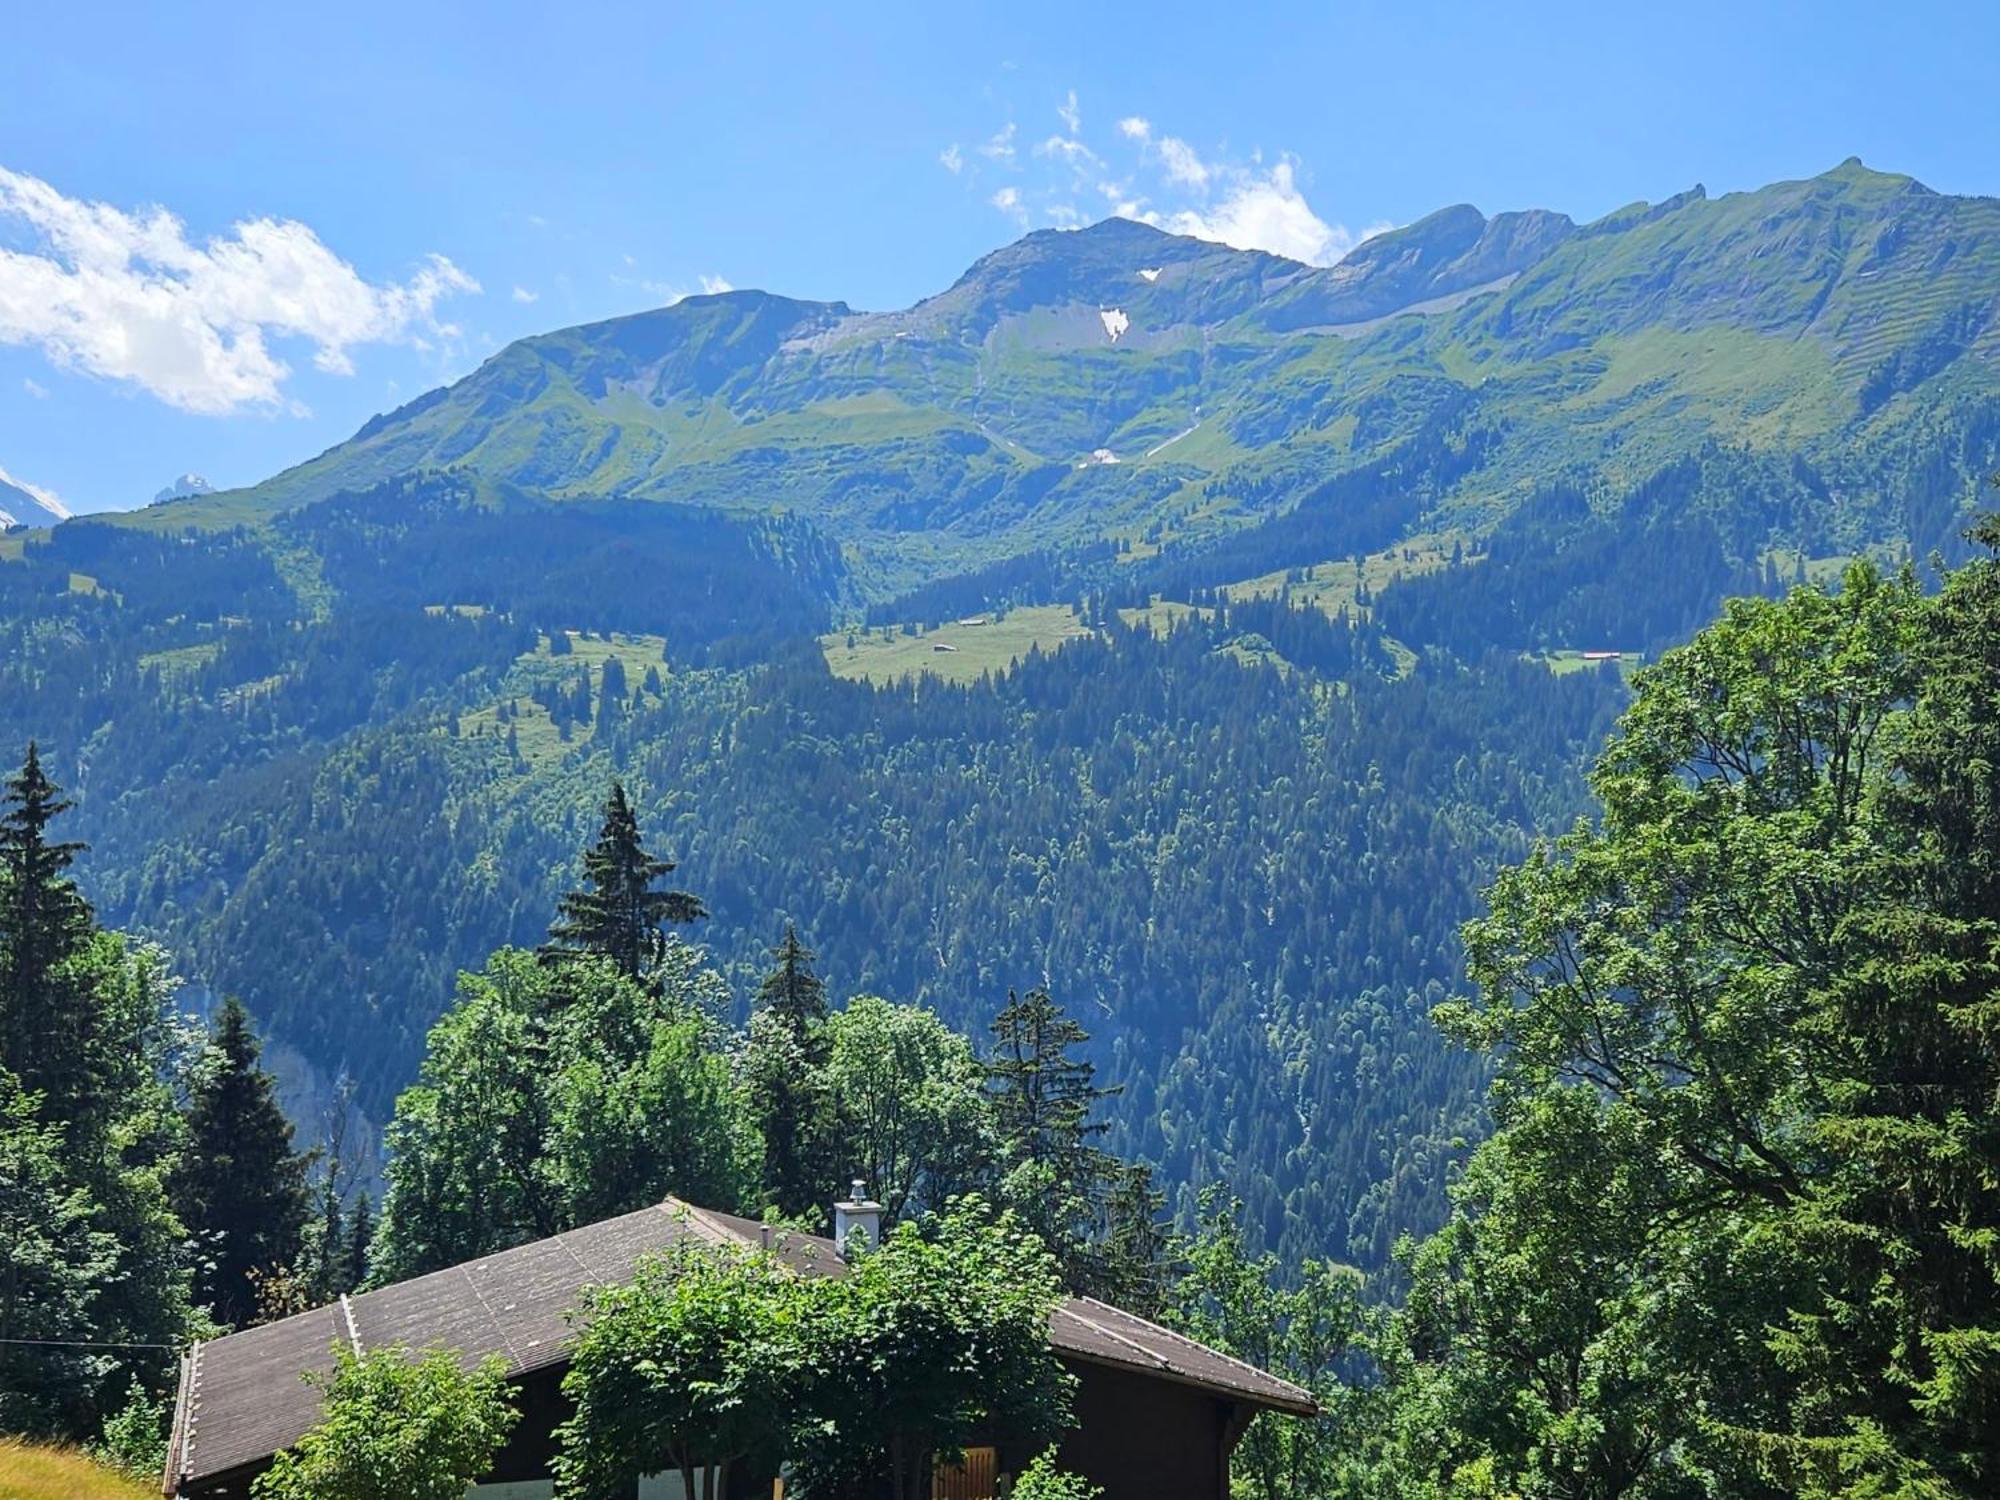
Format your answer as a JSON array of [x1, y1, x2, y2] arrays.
[[0, 464, 71, 526], [154, 473, 215, 504], [1099, 307, 1130, 342]]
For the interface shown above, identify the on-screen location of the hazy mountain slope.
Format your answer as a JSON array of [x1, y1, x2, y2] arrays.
[[0, 466, 70, 529]]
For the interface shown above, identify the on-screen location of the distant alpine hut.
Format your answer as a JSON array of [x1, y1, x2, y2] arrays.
[[162, 1194, 1313, 1500], [932, 641, 959, 652], [1581, 650, 1623, 661]]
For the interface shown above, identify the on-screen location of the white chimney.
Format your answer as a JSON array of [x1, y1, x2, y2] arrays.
[[834, 1178, 882, 1260]]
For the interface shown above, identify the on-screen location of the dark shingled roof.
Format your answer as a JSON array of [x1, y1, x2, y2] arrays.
[[166, 1197, 1316, 1491]]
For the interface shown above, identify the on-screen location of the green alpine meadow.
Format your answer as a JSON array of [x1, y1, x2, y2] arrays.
[[3, 11, 2000, 1491]]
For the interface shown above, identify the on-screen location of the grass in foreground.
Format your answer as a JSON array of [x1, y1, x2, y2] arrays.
[[0, 1439, 154, 1500]]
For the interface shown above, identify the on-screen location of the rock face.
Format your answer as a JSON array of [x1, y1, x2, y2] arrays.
[[0, 467, 70, 529], [153, 473, 215, 504]]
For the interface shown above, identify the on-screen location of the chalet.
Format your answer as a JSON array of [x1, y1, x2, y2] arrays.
[[163, 1192, 1314, 1500], [932, 642, 959, 653]]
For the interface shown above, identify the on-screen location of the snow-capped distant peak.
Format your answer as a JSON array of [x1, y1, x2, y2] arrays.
[[154, 473, 215, 504], [1138, 267, 1162, 283], [1100, 307, 1131, 343], [0, 464, 71, 525]]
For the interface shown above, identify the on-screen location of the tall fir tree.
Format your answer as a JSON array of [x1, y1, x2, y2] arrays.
[[171, 997, 310, 1328], [344, 1192, 374, 1293], [986, 987, 1152, 1296], [746, 925, 837, 1220], [0, 743, 94, 1111], [987, 987, 1113, 1173], [540, 782, 704, 981]]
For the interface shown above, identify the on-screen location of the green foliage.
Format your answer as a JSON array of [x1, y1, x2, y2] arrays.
[[86, 1380, 168, 1483], [1376, 545, 2000, 1498], [822, 995, 996, 1223], [1168, 1189, 1371, 1500], [371, 945, 754, 1282], [169, 997, 309, 1327], [556, 1234, 807, 1500], [744, 926, 838, 1222], [0, 748, 197, 1439], [0, 742, 94, 1118], [1008, 1447, 1103, 1500], [0, 1068, 116, 1436], [790, 1200, 1075, 1500], [541, 780, 705, 981], [986, 986, 1166, 1306], [250, 1345, 518, 1500]]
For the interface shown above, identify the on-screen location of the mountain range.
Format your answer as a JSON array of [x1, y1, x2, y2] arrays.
[[5, 157, 1999, 1269], [123, 157, 2000, 593]]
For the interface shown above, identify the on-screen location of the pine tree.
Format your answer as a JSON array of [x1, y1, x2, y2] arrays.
[[987, 987, 1112, 1172], [344, 1192, 374, 1292], [759, 924, 829, 1053], [746, 925, 836, 1219], [986, 987, 1142, 1292], [0, 743, 94, 1109], [171, 998, 310, 1327], [540, 782, 704, 980]]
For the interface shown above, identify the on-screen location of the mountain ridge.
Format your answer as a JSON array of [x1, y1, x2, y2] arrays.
[[100, 158, 2000, 597]]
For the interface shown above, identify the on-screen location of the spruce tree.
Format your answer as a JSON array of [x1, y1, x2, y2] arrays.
[[987, 987, 1112, 1172], [759, 924, 830, 1054], [0, 743, 94, 1109], [540, 782, 704, 981], [746, 925, 836, 1219], [344, 1192, 374, 1292], [172, 998, 310, 1327], [986, 987, 1139, 1292]]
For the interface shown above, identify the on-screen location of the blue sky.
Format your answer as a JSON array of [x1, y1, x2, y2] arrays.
[[2, 0, 1996, 515]]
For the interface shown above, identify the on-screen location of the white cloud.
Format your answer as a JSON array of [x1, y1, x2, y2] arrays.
[[511, 285, 539, 304], [990, 186, 1027, 226], [980, 123, 1018, 164], [1118, 117, 1151, 141], [1156, 137, 1210, 189], [21, 376, 46, 398], [0, 166, 478, 414], [0, 463, 70, 519], [1035, 135, 1102, 170], [1162, 159, 1365, 265], [1057, 90, 1081, 136], [940, 144, 965, 174], [617, 271, 736, 306]]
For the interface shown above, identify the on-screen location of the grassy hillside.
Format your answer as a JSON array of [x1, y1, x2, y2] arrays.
[[103, 160, 2000, 597], [0, 1442, 153, 1500]]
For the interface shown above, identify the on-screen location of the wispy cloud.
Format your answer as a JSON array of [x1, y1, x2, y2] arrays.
[[614, 269, 736, 306], [946, 94, 1387, 262], [0, 165, 478, 414], [511, 285, 539, 304], [21, 376, 46, 398], [940, 144, 965, 175]]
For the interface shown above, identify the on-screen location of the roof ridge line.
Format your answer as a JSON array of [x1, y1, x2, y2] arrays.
[[660, 1197, 744, 1249], [1071, 1296, 1315, 1404], [1056, 1301, 1171, 1372], [337, 1293, 364, 1358]]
